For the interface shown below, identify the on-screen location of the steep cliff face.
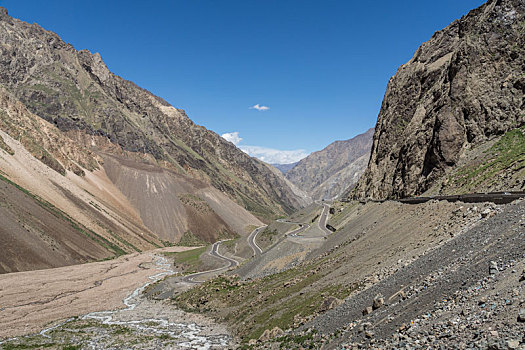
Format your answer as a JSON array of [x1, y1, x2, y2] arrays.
[[0, 7, 307, 219], [353, 0, 525, 199], [286, 128, 373, 200]]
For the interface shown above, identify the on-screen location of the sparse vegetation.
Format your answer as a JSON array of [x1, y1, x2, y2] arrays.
[[1, 342, 57, 349], [61, 345, 81, 350], [0, 134, 14, 155], [445, 127, 525, 193], [176, 230, 207, 246], [172, 254, 358, 342], [327, 201, 359, 228], [238, 191, 281, 221], [256, 227, 282, 249], [164, 246, 208, 273], [274, 330, 322, 349], [106, 228, 140, 252], [178, 193, 212, 213], [217, 228, 239, 240]]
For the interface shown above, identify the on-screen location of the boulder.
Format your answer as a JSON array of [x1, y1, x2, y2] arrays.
[[372, 294, 385, 310], [481, 208, 494, 218], [319, 296, 344, 312], [362, 306, 373, 316], [258, 327, 284, 342], [518, 308, 525, 322]]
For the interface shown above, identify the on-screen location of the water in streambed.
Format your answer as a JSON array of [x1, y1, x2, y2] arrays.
[[1, 255, 232, 349]]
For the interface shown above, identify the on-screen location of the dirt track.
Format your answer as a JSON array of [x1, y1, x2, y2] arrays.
[[0, 246, 193, 339]]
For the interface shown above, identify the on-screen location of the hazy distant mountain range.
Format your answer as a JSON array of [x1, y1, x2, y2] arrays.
[[275, 129, 373, 200], [271, 162, 298, 174]]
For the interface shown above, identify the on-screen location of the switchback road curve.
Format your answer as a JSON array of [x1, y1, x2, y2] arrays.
[[318, 203, 332, 235], [183, 241, 239, 284], [247, 225, 267, 256]]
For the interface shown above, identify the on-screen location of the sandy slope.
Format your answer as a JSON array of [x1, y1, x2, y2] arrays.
[[102, 153, 263, 242], [0, 246, 193, 339], [0, 129, 162, 252]]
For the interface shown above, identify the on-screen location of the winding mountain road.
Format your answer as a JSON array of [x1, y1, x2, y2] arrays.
[[183, 203, 333, 285], [276, 219, 310, 237], [277, 201, 332, 238], [318, 203, 332, 235], [288, 224, 309, 237], [247, 225, 267, 256], [183, 241, 239, 284]]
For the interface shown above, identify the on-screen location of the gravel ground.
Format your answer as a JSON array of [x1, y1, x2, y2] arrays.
[[305, 200, 525, 348]]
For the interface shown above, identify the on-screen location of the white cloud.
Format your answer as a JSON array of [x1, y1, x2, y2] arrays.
[[221, 131, 243, 145], [221, 131, 308, 164], [249, 104, 270, 111], [240, 145, 308, 164]]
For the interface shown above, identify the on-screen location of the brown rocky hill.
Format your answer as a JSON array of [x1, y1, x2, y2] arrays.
[[0, 81, 263, 272], [0, 7, 308, 224], [286, 128, 373, 200], [353, 0, 525, 200]]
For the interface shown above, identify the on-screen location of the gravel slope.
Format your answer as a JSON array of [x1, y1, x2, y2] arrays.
[[308, 200, 525, 348]]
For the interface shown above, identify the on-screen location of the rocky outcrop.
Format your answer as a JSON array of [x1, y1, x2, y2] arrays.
[[0, 7, 305, 219], [0, 86, 100, 176], [286, 128, 373, 200], [353, 0, 525, 199]]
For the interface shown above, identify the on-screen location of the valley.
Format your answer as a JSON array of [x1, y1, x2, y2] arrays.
[[2, 195, 524, 349], [1, 0, 525, 349]]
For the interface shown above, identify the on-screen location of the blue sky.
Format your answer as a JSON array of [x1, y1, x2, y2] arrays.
[[3, 0, 485, 163]]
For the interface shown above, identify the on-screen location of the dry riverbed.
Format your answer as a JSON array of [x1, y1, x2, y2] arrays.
[[0, 246, 234, 349]]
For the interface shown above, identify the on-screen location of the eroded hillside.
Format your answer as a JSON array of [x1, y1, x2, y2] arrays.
[[0, 87, 165, 272]]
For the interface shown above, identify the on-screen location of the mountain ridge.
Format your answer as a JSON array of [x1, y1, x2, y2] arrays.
[[0, 7, 309, 223]]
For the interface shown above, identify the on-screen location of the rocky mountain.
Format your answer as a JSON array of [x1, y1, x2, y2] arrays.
[[286, 128, 373, 200], [353, 0, 525, 200], [0, 8, 308, 227], [0, 7, 313, 272], [0, 80, 267, 272]]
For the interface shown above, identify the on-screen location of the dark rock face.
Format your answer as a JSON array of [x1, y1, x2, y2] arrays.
[[354, 0, 525, 199], [0, 8, 307, 217], [286, 128, 373, 200]]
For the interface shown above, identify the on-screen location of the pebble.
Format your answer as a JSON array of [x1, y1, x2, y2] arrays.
[[517, 308, 525, 322], [490, 261, 499, 275]]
